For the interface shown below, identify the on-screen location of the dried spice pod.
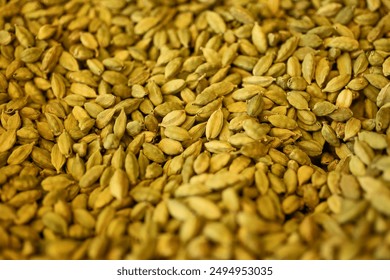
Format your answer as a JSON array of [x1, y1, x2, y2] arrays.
[[0, 0, 389, 262]]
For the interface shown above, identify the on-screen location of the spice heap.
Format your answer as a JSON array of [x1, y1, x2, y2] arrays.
[[0, 0, 390, 260]]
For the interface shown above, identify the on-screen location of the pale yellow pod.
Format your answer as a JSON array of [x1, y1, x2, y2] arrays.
[[206, 108, 224, 140], [337, 52, 352, 75], [323, 74, 351, 92], [324, 36, 359, 51], [252, 23, 267, 54], [286, 56, 301, 77], [206, 11, 226, 34], [315, 57, 330, 88], [109, 169, 129, 200], [336, 89, 353, 108]]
